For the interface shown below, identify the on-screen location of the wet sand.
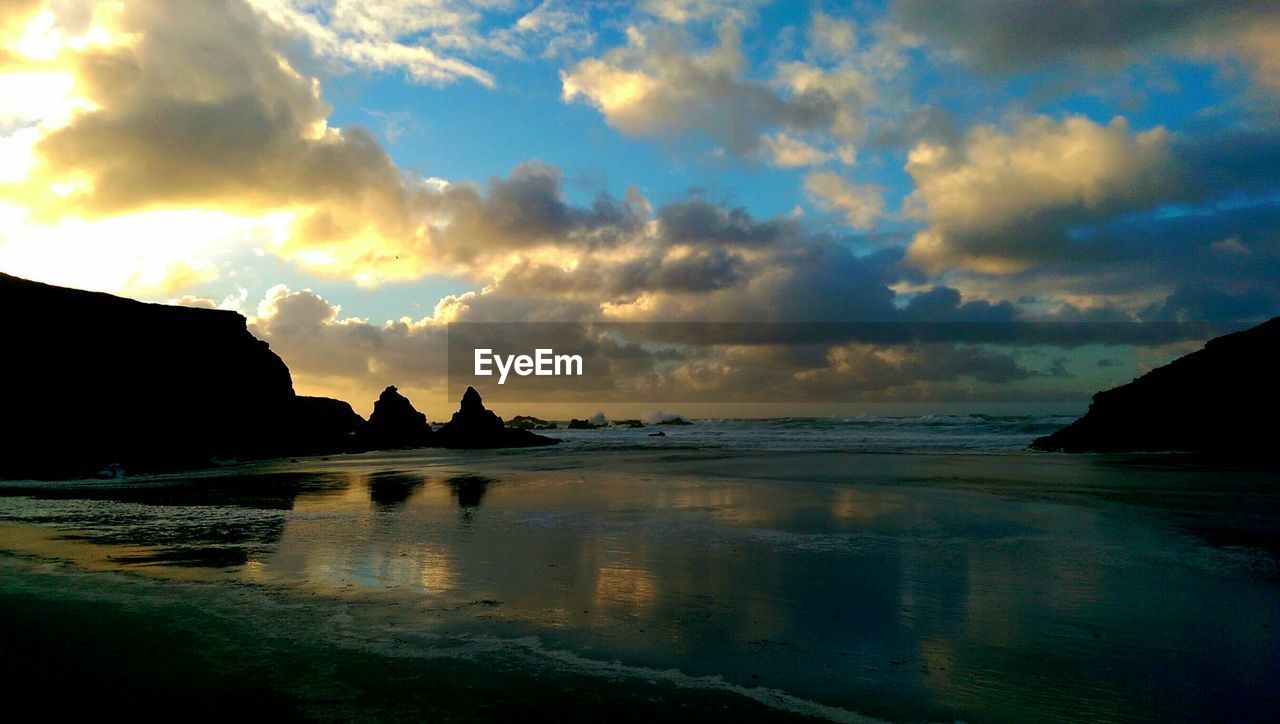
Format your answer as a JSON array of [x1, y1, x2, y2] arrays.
[[1, 447, 1277, 721], [0, 578, 819, 722]]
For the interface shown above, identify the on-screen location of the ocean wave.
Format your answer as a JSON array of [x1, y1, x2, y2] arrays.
[[545, 414, 1078, 454]]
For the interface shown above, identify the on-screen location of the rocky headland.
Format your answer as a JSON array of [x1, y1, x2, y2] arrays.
[[2, 272, 347, 478], [0, 273, 556, 479], [1031, 316, 1279, 453]]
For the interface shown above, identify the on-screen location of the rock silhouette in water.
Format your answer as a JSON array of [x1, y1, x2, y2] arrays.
[[655, 417, 693, 426], [436, 387, 559, 448], [1031, 316, 1280, 453], [360, 386, 432, 449], [507, 415, 556, 430]]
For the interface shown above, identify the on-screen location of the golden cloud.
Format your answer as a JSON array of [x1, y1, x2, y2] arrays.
[[0, 1, 458, 290], [903, 115, 1178, 273]]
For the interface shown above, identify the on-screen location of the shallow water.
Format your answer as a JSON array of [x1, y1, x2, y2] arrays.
[[1, 440, 1278, 721]]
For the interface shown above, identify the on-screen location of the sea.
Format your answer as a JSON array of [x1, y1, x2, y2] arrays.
[[1, 415, 1277, 722]]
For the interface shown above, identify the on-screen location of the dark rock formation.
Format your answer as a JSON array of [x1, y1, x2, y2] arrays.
[[655, 417, 693, 426], [567, 418, 600, 430], [0, 273, 364, 478], [0, 274, 569, 477], [648, 431, 666, 437], [507, 415, 556, 430], [436, 387, 558, 448], [448, 387, 504, 435], [614, 419, 645, 428], [287, 396, 365, 454], [359, 386, 432, 449], [1031, 317, 1280, 453]]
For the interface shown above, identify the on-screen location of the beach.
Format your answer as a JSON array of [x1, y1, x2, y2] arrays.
[[5, 0, 1280, 719], [2, 418, 1278, 722]]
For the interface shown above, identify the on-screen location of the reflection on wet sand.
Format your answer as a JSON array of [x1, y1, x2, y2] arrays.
[[830, 487, 906, 522], [418, 544, 458, 593], [594, 564, 658, 610], [367, 471, 428, 508], [0, 471, 355, 569], [0, 451, 1277, 722], [445, 474, 493, 514]]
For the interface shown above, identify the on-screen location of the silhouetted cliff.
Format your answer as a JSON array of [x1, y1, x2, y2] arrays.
[[0, 273, 360, 478], [1031, 316, 1280, 453]]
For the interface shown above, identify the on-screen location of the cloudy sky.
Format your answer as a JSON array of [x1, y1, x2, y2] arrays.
[[2, 1, 1278, 415]]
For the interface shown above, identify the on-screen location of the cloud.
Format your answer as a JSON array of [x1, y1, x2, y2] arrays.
[[657, 197, 800, 247], [0, 206, 273, 295], [0, 0, 43, 53], [249, 283, 450, 412], [4, 1, 708, 291], [897, 115, 1280, 318], [804, 171, 883, 230], [0, 3, 909, 314], [421, 187, 892, 312], [4, 0, 1273, 409], [814, 341, 1037, 387], [609, 241, 900, 324], [511, 0, 597, 58], [1052, 201, 1280, 320], [557, 4, 915, 190], [237, 205, 1224, 407], [417, 161, 648, 266], [771, 61, 872, 142], [903, 114, 1179, 273], [1139, 284, 1280, 323], [246, 0, 496, 87], [894, 0, 1280, 91], [560, 23, 857, 161], [601, 339, 1046, 403], [496, 246, 747, 297], [0, 0, 457, 287], [807, 11, 857, 60], [0, 2, 639, 290], [1228, 20, 1280, 92], [248, 282, 1072, 408], [252, 0, 609, 72], [900, 286, 1017, 323], [640, 0, 767, 25], [759, 132, 838, 167]]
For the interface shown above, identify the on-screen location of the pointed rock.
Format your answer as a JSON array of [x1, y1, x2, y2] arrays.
[[437, 387, 559, 449], [460, 386, 486, 415], [360, 386, 432, 449]]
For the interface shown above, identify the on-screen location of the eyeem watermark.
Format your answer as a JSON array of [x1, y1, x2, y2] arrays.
[[474, 348, 584, 385]]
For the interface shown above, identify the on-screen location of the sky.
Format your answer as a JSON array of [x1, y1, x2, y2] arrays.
[[1, 0, 1278, 417]]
